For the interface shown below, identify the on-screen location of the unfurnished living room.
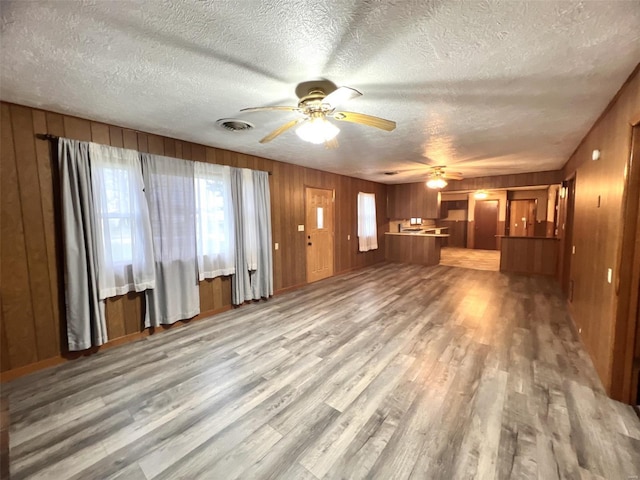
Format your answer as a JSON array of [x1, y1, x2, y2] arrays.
[[1, 1, 640, 479]]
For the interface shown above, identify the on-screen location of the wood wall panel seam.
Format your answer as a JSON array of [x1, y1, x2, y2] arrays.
[[32, 111, 62, 356], [562, 62, 640, 176], [2, 104, 39, 369], [0, 102, 390, 373]]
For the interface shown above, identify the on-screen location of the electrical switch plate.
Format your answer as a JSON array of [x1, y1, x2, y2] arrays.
[[297, 225, 304, 232], [274, 243, 279, 250], [347, 234, 351, 240], [607, 268, 612, 284], [572, 245, 576, 254]]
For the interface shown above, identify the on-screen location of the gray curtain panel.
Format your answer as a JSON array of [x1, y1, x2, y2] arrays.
[[58, 138, 108, 350], [251, 170, 273, 299], [230, 168, 273, 304], [141, 154, 200, 326], [230, 168, 251, 304]]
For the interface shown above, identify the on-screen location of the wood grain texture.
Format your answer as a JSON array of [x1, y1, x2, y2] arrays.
[[0, 397, 7, 480], [499, 237, 559, 276], [437, 220, 467, 248], [4, 263, 639, 479], [387, 183, 440, 219], [1, 104, 38, 369], [611, 125, 640, 403], [561, 64, 640, 397], [0, 101, 387, 373], [443, 170, 563, 192], [385, 234, 441, 266]]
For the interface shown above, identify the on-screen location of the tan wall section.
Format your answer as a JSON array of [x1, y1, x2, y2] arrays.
[[0, 102, 388, 374], [561, 64, 640, 394]]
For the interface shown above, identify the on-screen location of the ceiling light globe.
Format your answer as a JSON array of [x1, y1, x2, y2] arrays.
[[426, 178, 447, 189], [296, 117, 340, 144]]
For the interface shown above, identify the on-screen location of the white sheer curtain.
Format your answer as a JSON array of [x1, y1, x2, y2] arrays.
[[358, 192, 378, 252], [194, 162, 235, 280], [89, 143, 155, 299], [141, 154, 199, 326]]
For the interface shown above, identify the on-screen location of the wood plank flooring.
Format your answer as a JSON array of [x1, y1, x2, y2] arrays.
[[4, 263, 640, 479], [439, 246, 501, 271]]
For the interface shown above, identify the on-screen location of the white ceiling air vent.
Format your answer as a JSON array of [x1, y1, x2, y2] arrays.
[[216, 118, 254, 132]]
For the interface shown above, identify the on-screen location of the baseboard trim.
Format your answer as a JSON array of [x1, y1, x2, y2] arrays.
[[0, 305, 232, 383], [1, 261, 385, 383]]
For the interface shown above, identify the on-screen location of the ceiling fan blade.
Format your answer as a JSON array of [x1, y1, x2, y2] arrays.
[[324, 137, 339, 150], [322, 86, 362, 108], [241, 106, 301, 113], [259, 118, 306, 143], [332, 111, 396, 131], [444, 172, 464, 180]]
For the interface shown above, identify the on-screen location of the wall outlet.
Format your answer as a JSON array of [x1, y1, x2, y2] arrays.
[[274, 243, 279, 250], [297, 225, 304, 232], [347, 234, 350, 240], [607, 268, 612, 284]]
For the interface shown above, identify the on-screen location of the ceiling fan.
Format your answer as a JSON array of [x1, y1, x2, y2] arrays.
[[425, 166, 463, 189], [240, 84, 396, 148]]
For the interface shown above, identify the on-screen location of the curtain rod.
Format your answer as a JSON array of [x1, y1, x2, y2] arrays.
[[35, 133, 273, 175]]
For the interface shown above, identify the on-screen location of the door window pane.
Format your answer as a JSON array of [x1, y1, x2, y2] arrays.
[[317, 207, 324, 229]]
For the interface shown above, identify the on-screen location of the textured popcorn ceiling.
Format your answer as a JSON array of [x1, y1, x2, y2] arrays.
[[2, 1, 639, 183]]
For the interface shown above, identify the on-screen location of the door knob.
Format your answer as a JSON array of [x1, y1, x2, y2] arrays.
[[307, 242, 312, 246]]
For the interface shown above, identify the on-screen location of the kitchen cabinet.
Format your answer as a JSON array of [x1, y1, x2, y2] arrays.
[[440, 199, 468, 219], [387, 182, 441, 219]]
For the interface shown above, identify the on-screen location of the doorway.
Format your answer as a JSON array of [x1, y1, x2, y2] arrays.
[[474, 200, 499, 250], [305, 187, 335, 283], [509, 199, 537, 237], [611, 124, 640, 405], [561, 176, 576, 299]]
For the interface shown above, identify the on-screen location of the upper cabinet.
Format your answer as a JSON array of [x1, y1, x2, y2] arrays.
[[387, 183, 441, 219]]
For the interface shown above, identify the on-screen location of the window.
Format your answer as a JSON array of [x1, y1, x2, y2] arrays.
[[89, 143, 155, 299], [357, 192, 378, 252], [194, 162, 235, 279]]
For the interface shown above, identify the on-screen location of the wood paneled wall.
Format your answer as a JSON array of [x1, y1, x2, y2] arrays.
[[442, 170, 563, 191], [560, 64, 640, 397], [0, 102, 387, 375], [499, 237, 559, 276]]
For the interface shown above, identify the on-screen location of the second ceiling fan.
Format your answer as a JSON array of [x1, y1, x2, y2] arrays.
[[240, 83, 396, 148]]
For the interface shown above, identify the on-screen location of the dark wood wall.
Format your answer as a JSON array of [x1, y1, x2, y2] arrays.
[[443, 170, 563, 192], [559, 64, 640, 397], [438, 220, 467, 248], [0, 102, 387, 375]]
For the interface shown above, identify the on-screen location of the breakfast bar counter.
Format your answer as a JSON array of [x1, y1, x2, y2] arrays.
[[384, 231, 449, 266]]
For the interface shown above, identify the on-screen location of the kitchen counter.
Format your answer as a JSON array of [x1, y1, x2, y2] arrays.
[[385, 231, 445, 266], [496, 235, 558, 240], [385, 232, 450, 237]]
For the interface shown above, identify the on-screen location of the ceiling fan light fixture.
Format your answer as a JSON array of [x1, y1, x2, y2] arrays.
[[295, 117, 340, 144], [426, 177, 447, 189]]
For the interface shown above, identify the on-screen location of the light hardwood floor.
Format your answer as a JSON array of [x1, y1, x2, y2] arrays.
[[4, 263, 640, 479], [439, 247, 501, 271]]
